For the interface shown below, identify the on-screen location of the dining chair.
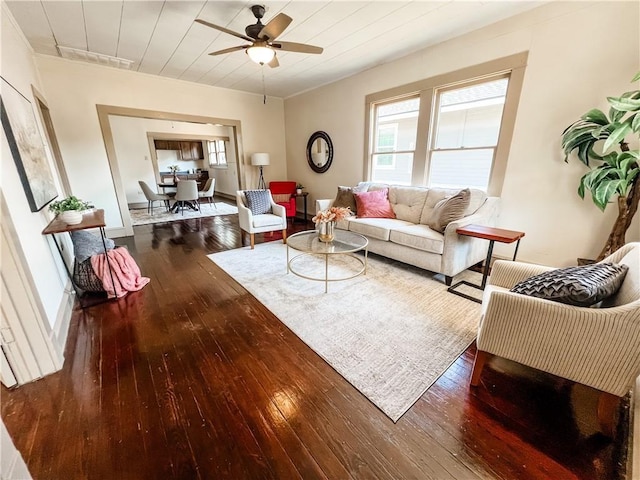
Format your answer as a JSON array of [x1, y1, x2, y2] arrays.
[[198, 178, 216, 207], [138, 181, 172, 214], [174, 180, 199, 215]]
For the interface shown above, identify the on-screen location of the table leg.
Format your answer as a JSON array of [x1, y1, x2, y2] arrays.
[[303, 196, 308, 224], [512, 238, 521, 261], [99, 227, 117, 296], [447, 239, 495, 304], [480, 240, 495, 290]]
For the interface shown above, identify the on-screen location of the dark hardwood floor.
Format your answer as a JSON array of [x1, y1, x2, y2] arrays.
[[2, 201, 630, 479]]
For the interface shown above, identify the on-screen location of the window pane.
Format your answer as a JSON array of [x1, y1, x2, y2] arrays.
[[372, 153, 413, 185], [375, 98, 419, 152], [218, 153, 226, 164], [435, 78, 508, 149], [371, 97, 418, 185], [429, 149, 494, 190]]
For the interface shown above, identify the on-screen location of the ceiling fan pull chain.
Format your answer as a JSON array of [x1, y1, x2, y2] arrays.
[[262, 67, 267, 104]]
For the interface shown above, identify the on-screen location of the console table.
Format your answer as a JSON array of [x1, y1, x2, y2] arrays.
[[448, 224, 525, 303], [42, 209, 116, 308]]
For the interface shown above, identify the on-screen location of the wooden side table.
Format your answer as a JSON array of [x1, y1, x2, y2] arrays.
[[448, 224, 525, 303], [42, 209, 117, 308], [293, 191, 309, 224]]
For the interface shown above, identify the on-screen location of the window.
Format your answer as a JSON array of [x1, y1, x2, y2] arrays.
[[208, 140, 226, 166], [371, 97, 419, 184], [365, 53, 526, 195], [429, 76, 509, 190]]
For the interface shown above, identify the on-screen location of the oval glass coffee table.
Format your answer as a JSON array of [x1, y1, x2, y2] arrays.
[[286, 229, 369, 293]]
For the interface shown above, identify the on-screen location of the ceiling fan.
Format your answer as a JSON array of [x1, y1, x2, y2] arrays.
[[195, 5, 323, 68]]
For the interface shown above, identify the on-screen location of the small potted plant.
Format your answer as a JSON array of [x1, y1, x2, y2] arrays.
[[296, 183, 304, 194], [169, 164, 180, 183], [49, 195, 92, 225]]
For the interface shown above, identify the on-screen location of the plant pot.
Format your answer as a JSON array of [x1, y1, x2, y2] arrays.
[[296, 189, 303, 194], [59, 210, 83, 225]]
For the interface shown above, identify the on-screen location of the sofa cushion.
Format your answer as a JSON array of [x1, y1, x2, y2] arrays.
[[389, 224, 444, 254], [347, 218, 413, 241], [252, 213, 283, 228], [426, 188, 470, 233], [510, 262, 629, 307], [387, 186, 429, 223], [420, 187, 486, 224], [333, 186, 358, 213], [244, 190, 271, 215], [271, 193, 291, 203], [354, 188, 396, 218]]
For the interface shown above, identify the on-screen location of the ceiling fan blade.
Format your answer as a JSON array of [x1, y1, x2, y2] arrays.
[[271, 41, 323, 55], [195, 18, 254, 42], [258, 13, 292, 41], [208, 45, 249, 56], [268, 54, 279, 68]]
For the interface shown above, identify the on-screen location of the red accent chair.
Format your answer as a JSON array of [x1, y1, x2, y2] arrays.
[[269, 181, 297, 219]]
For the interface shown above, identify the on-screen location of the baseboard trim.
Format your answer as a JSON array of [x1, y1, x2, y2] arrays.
[[51, 284, 74, 364]]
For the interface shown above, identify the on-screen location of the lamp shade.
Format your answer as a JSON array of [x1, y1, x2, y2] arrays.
[[246, 46, 275, 65], [251, 153, 270, 166]]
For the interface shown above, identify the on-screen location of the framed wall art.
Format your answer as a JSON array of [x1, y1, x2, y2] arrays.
[[1, 77, 58, 212]]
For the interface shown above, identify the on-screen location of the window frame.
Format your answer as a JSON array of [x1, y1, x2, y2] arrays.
[[208, 139, 227, 167], [364, 52, 527, 196]]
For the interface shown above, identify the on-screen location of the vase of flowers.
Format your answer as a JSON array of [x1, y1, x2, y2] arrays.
[[48, 195, 92, 225], [169, 164, 180, 183], [312, 206, 351, 243]]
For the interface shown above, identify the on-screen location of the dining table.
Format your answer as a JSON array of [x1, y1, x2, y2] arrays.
[[158, 182, 199, 212]]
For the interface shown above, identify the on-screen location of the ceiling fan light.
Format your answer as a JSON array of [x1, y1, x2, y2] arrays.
[[247, 45, 275, 64]]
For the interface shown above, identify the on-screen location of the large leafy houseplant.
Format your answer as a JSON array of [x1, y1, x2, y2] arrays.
[[561, 71, 640, 261]]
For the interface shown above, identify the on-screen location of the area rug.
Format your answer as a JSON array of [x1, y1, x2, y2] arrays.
[[208, 241, 483, 422], [130, 202, 238, 226]]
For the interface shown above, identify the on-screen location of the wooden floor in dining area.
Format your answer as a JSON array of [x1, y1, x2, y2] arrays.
[[1, 204, 630, 479]]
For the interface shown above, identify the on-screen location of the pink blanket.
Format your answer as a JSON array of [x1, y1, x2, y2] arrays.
[[91, 247, 150, 298]]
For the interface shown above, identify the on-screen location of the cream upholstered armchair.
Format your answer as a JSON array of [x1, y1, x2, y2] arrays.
[[236, 190, 287, 249], [471, 242, 640, 435]]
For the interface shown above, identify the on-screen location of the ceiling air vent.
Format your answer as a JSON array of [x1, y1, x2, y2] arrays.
[[57, 45, 134, 70]]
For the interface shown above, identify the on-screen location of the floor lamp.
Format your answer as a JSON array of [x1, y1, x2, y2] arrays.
[[251, 153, 270, 189]]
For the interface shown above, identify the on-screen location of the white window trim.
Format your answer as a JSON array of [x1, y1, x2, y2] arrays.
[[364, 52, 528, 196]]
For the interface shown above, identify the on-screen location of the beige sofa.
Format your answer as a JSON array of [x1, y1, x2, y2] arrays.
[[317, 183, 501, 285]]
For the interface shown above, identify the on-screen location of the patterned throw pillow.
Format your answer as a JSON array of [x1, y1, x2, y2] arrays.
[[510, 262, 629, 307], [353, 188, 396, 218], [427, 188, 470, 233], [244, 190, 272, 215]]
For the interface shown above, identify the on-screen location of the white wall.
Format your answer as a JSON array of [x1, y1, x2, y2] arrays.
[[284, 1, 640, 266], [1, 5, 68, 329], [34, 55, 287, 231]]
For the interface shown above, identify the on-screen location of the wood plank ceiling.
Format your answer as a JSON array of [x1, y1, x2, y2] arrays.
[[6, 1, 544, 98]]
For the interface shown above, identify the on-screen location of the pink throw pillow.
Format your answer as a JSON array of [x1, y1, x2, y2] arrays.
[[353, 188, 396, 218]]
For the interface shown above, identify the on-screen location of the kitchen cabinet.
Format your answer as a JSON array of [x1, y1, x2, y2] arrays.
[[180, 141, 204, 161], [154, 140, 203, 160]]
